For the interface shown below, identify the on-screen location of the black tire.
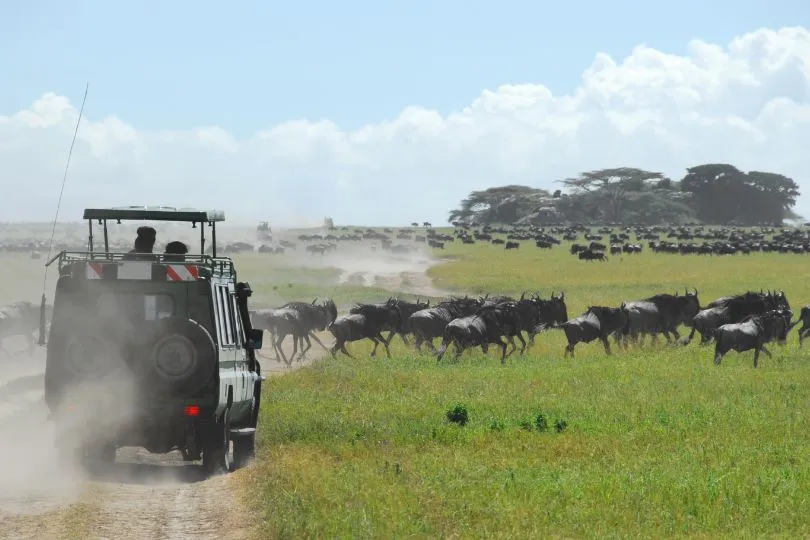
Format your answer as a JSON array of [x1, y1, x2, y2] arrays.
[[232, 433, 255, 469], [202, 408, 231, 476], [141, 318, 216, 396], [232, 397, 257, 469]]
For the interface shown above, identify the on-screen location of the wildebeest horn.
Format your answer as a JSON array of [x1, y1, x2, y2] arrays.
[[693, 287, 698, 296], [684, 287, 688, 295], [520, 291, 525, 301], [560, 291, 565, 300], [312, 297, 318, 304]]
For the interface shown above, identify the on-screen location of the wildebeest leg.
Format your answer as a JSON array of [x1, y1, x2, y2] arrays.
[[515, 332, 527, 355], [436, 337, 451, 362], [274, 334, 289, 365], [413, 335, 424, 351], [424, 338, 437, 352], [497, 338, 509, 364], [377, 332, 392, 358], [288, 336, 299, 367], [680, 326, 697, 345], [564, 343, 575, 358], [506, 336, 517, 356], [755, 344, 772, 368], [306, 331, 329, 351], [601, 336, 612, 355], [800, 328, 809, 347], [297, 334, 312, 361]]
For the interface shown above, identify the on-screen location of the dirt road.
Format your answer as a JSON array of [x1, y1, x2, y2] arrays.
[[0, 337, 324, 540]]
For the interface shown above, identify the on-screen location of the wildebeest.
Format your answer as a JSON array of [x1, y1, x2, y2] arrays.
[[713, 308, 794, 367], [682, 290, 789, 345], [557, 305, 629, 357], [481, 292, 569, 354], [796, 305, 810, 346], [327, 311, 392, 359], [505, 241, 520, 250], [251, 299, 337, 365], [435, 302, 521, 364], [578, 249, 607, 262], [350, 297, 430, 346], [621, 289, 701, 347], [0, 300, 53, 355], [407, 297, 483, 352]]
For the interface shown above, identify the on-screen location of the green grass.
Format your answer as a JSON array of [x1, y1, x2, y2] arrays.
[[236, 234, 810, 539]]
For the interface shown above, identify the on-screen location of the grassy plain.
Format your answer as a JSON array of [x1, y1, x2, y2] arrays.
[[234, 230, 810, 539]]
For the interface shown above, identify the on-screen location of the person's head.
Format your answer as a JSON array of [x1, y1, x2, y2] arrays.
[[134, 226, 156, 253], [165, 241, 188, 255]]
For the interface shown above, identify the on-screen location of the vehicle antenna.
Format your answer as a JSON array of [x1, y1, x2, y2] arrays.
[[38, 82, 89, 345]]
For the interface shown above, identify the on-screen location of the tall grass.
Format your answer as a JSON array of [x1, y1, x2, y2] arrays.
[[234, 237, 810, 538]]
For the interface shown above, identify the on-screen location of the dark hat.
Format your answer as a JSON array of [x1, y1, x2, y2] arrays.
[[136, 226, 157, 239], [165, 241, 189, 255]]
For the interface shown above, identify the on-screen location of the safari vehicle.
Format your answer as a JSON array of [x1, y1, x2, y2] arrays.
[[42, 206, 264, 475]]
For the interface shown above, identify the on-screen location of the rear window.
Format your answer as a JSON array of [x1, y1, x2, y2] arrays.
[[97, 292, 176, 321]]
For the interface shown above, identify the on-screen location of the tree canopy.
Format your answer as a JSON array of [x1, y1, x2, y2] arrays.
[[448, 164, 801, 226]]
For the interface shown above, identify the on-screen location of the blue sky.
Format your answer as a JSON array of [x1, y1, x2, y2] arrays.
[[1, 2, 808, 226], [2, 0, 807, 135]]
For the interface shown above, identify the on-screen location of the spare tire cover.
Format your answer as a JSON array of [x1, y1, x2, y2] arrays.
[[142, 318, 216, 396]]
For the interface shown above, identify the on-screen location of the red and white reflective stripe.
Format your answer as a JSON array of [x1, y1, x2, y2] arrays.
[[85, 262, 104, 279], [166, 264, 200, 281]]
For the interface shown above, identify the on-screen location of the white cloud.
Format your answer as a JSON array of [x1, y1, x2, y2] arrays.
[[1, 26, 809, 227]]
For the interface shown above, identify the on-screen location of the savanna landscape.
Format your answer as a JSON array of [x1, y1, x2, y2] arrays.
[[1, 214, 809, 539]]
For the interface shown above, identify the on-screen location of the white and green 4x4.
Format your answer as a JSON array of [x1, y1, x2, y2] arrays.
[[43, 206, 264, 476]]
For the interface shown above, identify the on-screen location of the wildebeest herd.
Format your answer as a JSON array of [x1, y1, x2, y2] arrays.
[[249, 289, 810, 368], [0, 289, 806, 370], [239, 222, 810, 260]]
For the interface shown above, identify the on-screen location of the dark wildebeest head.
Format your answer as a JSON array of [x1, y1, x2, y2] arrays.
[[537, 291, 568, 328]]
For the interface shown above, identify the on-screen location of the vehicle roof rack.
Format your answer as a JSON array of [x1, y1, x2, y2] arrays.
[[83, 206, 225, 223]]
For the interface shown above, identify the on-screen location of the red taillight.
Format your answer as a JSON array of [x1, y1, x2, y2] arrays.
[[184, 405, 200, 417]]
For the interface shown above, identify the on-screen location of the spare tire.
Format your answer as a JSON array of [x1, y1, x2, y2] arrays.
[[140, 318, 217, 396]]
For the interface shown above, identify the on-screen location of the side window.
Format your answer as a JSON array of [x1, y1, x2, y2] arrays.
[[218, 286, 235, 346], [230, 295, 244, 346], [213, 285, 228, 346]]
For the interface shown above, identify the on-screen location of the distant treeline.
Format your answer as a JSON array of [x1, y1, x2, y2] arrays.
[[447, 164, 802, 226]]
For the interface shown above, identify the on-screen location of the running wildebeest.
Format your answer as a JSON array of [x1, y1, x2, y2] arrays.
[[327, 311, 393, 359], [796, 305, 810, 346], [481, 291, 568, 354], [621, 289, 701, 347], [435, 302, 521, 364], [682, 290, 789, 345], [0, 301, 53, 355], [349, 297, 430, 346], [251, 298, 337, 365], [713, 308, 794, 367], [407, 296, 484, 352], [578, 249, 607, 261], [557, 305, 629, 357]]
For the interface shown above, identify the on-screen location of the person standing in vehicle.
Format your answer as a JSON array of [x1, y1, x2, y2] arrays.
[[123, 226, 157, 259]]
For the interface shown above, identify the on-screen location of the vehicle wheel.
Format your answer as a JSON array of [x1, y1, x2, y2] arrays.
[[232, 398, 257, 469], [232, 433, 255, 469], [202, 408, 231, 475]]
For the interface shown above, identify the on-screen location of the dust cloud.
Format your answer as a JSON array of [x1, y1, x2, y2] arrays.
[[0, 344, 81, 516]]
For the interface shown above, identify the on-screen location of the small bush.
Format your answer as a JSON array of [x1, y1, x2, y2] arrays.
[[534, 413, 549, 432], [555, 419, 568, 433], [446, 404, 469, 426]]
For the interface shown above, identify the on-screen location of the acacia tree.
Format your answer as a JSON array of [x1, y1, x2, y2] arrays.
[[680, 164, 800, 224], [555, 167, 691, 223], [448, 185, 552, 225]]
